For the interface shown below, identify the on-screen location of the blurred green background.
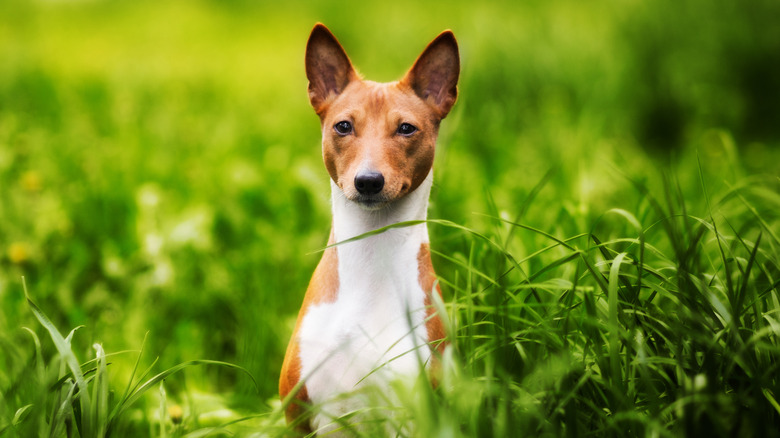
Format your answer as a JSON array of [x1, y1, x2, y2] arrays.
[[1, 0, 779, 434]]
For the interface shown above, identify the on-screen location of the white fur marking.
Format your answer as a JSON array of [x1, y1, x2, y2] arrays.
[[298, 172, 434, 433]]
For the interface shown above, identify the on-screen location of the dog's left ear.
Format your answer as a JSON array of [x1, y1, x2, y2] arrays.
[[402, 30, 460, 119]]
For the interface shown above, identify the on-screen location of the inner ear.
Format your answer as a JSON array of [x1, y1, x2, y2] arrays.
[[305, 23, 359, 115], [402, 30, 460, 118]]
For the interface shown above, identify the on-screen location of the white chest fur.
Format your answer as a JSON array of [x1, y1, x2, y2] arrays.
[[297, 173, 434, 431]]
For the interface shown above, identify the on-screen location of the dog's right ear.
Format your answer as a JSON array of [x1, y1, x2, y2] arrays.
[[305, 23, 358, 116]]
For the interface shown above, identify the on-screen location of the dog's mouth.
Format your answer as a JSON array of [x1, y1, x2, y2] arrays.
[[353, 194, 391, 211]]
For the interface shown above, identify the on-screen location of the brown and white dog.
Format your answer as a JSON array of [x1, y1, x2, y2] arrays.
[[279, 23, 459, 434]]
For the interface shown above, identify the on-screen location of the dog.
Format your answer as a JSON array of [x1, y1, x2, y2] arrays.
[[279, 23, 459, 435]]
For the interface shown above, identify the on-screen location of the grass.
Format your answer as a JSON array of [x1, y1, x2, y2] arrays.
[[1, 0, 779, 436]]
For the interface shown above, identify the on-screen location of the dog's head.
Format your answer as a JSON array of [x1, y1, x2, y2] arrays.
[[305, 24, 459, 210]]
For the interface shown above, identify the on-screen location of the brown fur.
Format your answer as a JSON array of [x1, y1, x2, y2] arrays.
[[278, 232, 339, 432], [418, 243, 447, 355]]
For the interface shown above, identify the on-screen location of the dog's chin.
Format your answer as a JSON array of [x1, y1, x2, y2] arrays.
[[353, 198, 390, 211], [348, 194, 393, 211]]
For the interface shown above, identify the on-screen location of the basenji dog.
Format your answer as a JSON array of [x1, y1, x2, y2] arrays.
[[279, 23, 459, 435]]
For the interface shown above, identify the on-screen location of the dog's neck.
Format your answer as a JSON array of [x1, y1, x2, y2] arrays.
[[330, 172, 433, 303]]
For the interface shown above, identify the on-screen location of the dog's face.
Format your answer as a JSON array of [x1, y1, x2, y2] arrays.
[[305, 24, 459, 210], [318, 80, 440, 210]]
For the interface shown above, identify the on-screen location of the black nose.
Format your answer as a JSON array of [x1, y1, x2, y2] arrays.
[[354, 172, 385, 195]]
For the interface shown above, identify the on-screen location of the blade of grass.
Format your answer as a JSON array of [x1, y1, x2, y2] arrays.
[[736, 232, 763, 323], [608, 209, 646, 303], [159, 381, 167, 438], [504, 167, 555, 249], [22, 277, 93, 438], [121, 332, 150, 405], [92, 343, 108, 438], [181, 414, 270, 438], [608, 252, 629, 391], [109, 360, 256, 424], [50, 380, 77, 438], [727, 183, 780, 246], [108, 355, 160, 423]]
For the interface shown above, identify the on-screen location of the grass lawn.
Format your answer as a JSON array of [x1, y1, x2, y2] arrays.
[[1, 0, 779, 436]]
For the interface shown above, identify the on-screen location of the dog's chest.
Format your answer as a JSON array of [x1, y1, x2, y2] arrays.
[[297, 233, 430, 405]]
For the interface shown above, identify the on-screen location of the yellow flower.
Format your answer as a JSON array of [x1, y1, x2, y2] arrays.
[[168, 404, 183, 424], [21, 171, 42, 193], [8, 242, 29, 264]]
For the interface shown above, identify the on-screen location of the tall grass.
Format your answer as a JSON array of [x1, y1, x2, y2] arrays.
[[419, 170, 780, 437], [0, 279, 260, 437], [4, 168, 778, 436]]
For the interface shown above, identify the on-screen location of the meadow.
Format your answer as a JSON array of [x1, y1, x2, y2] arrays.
[[1, 0, 779, 436]]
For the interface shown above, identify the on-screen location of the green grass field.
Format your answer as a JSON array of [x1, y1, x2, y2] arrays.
[[2, 0, 780, 436]]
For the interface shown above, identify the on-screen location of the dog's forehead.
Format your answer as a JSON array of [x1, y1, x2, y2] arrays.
[[328, 80, 430, 122]]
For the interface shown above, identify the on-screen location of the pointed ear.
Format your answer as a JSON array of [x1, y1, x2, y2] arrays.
[[402, 30, 460, 118], [305, 23, 359, 115]]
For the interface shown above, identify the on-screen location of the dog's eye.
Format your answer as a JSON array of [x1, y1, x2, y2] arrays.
[[334, 121, 353, 135], [397, 123, 417, 136]]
